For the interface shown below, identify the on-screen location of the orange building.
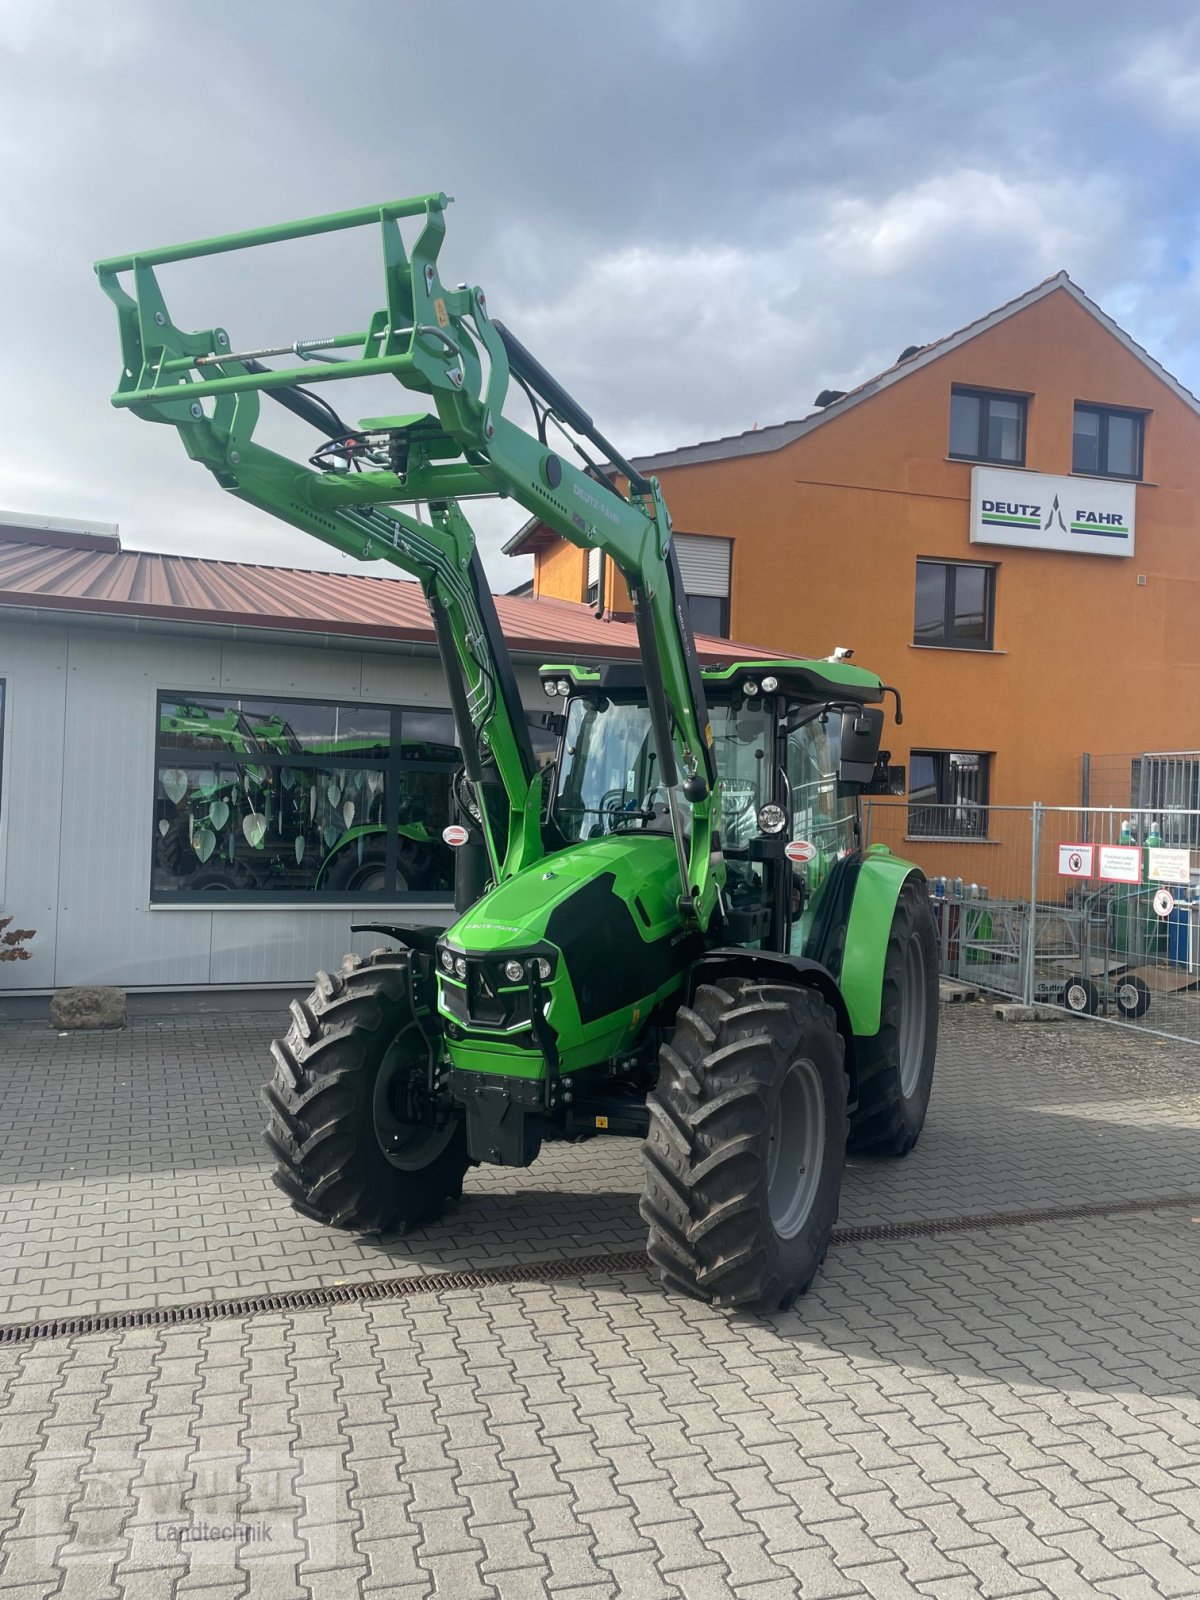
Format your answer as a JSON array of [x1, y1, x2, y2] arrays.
[[508, 273, 1200, 881]]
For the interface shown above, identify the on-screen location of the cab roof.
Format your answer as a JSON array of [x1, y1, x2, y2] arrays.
[[539, 657, 884, 703]]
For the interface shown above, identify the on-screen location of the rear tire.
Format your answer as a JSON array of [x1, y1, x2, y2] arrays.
[[262, 949, 468, 1234], [848, 878, 939, 1157], [640, 979, 848, 1312]]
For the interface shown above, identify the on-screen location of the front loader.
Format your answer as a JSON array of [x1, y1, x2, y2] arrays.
[[98, 194, 938, 1311]]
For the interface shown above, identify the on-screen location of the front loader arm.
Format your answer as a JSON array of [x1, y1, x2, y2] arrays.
[[96, 192, 720, 923]]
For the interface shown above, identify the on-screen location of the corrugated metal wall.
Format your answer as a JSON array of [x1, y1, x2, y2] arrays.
[[0, 618, 547, 992]]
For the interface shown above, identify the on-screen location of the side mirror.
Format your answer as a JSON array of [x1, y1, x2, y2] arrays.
[[838, 707, 885, 786]]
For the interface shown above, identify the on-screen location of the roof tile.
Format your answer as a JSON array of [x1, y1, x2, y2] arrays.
[[0, 535, 774, 663]]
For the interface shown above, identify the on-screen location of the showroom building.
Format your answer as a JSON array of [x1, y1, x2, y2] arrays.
[[0, 515, 748, 997]]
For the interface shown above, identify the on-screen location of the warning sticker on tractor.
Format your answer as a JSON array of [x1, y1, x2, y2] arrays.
[[1058, 844, 1093, 878], [1098, 845, 1141, 884], [1148, 846, 1190, 884]]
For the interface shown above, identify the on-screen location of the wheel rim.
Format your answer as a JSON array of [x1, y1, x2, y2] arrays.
[[373, 1035, 458, 1171], [1117, 983, 1138, 1012], [1066, 983, 1087, 1012], [898, 934, 928, 1098], [766, 1056, 825, 1240]]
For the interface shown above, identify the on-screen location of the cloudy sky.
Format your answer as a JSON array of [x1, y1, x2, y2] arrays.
[[2, 0, 1199, 588]]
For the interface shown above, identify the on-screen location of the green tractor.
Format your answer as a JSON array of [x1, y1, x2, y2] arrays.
[[98, 194, 937, 1310]]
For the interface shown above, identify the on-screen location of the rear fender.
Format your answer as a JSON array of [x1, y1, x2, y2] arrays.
[[687, 948, 858, 1104], [840, 845, 926, 1037]]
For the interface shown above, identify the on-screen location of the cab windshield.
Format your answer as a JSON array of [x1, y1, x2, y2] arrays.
[[553, 697, 666, 843]]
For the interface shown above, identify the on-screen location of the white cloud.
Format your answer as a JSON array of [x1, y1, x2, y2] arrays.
[[818, 170, 1124, 280], [499, 165, 1147, 459], [0, 0, 147, 63], [1118, 25, 1200, 137], [0, 1, 1195, 588]]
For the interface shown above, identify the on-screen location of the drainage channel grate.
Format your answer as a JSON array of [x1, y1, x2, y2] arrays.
[[2, 1193, 1197, 1347]]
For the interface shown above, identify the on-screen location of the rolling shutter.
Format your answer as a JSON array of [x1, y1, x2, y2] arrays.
[[587, 546, 600, 590], [674, 534, 731, 598]]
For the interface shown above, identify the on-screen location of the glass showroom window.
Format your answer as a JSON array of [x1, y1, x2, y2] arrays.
[[151, 692, 459, 903]]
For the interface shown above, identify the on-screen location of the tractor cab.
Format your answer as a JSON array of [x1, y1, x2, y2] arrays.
[[538, 657, 899, 956]]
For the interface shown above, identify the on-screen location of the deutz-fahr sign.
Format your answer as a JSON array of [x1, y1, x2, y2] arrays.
[[970, 467, 1134, 557]]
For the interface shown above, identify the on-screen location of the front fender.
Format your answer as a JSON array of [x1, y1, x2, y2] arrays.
[[840, 844, 926, 1036]]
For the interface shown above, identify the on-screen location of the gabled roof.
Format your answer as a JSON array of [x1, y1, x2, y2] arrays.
[[505, 271, 1200, 555], [0, 522, 771, 664]]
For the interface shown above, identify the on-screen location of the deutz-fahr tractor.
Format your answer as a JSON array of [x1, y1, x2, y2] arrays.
[[98, 194, 937, 1310]]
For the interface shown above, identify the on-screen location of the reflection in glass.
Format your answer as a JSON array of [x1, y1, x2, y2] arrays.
[[914, 562, 947, 642], [1107, 413, 1137, 477], [1073, 408, 1101, 474], [985, 398, 1021, 463], [949, 391, 980, 457], [152, 692, 458, 901], [953, 564, 986, 642]]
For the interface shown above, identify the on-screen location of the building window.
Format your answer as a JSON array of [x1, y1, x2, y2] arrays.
[[913, 560, 995, 649], [949, 387, 1026, 465], [908, 750, 990, 838], [675, 534, 732, 639], [586, 546, 601, 607], [686, 593, 730, 638], [1073, 404, 1144, 480], [151, 692, 460, 903]]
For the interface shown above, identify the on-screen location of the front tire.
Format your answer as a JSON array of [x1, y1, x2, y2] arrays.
[[640, 979, 848, 1312], [848, 878, 939, 1156], [263, 949, 468, 1234]]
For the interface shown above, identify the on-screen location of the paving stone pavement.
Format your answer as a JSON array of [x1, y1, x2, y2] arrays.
[[2, 1006, 1199, 1323], [0, 1213, 1198, 1599], [1, 1004, 1199, 1597]]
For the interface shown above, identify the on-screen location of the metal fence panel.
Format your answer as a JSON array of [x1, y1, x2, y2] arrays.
[[864, 799, 1200, 1042]]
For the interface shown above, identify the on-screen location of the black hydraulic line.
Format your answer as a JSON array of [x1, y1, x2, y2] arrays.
[[242, 357, 352, 437], [464, 548, 538, 785], [664, 541, 717, 789], [425, 589, 485, 785], [494, 321, 652, 495], [630, 585, 678, 791]]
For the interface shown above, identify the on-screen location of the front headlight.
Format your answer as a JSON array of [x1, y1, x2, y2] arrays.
[[439, 949, 454, 973], [757, 802, 788, 835], [503, 959, 524, 983], [454, 955, 467, 979], [536, 957, 552, 980]]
